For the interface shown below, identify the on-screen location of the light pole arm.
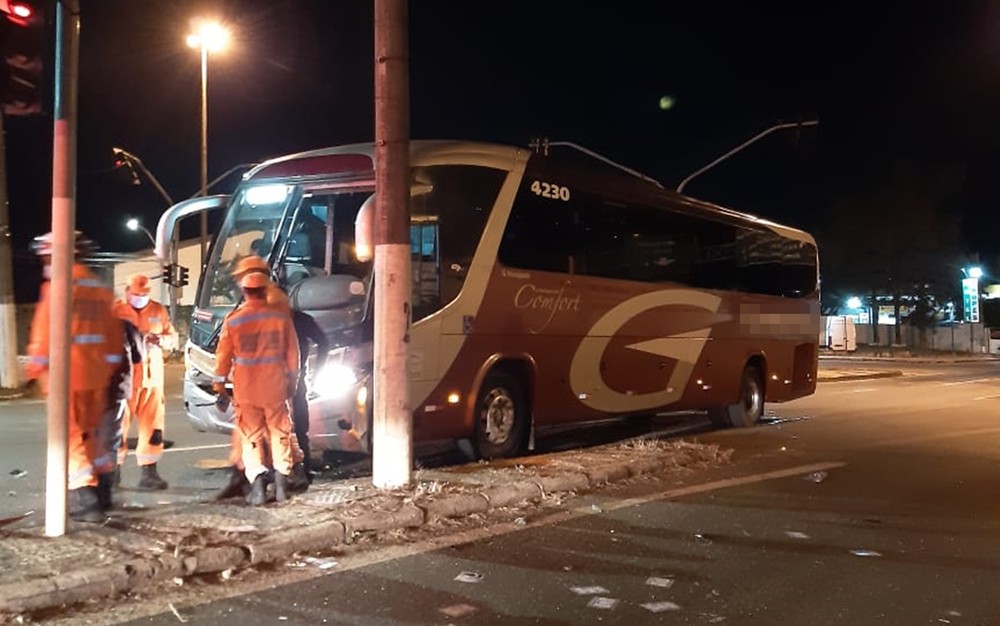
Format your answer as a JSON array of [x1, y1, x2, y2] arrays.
[[112, 146, 175, 206], [186, 163, 255, 200], [676, 120, 818, 194]]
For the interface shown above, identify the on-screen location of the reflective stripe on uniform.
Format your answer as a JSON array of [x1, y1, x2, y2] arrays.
[[74, 279, 104, 288], [212, 375, 227, 383], [69, 466, 94, 483], [229, 312, 286, 327], [28, 355, 49, 365], [73, 334, 105, 344], [234, 355, 285, 366], [106, 354, 124, 364], [92, 453, 114, 469]]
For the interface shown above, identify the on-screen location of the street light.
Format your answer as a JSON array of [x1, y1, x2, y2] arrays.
[[125, 218, 155, 247], [186, 18, 229, 265], [676, 119, 819, 194]]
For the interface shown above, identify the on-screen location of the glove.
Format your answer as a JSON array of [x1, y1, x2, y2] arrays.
[[215, 392, 231, 413]]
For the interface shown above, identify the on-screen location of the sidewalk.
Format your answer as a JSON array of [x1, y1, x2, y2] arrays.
[[0, 439, 732, 619]]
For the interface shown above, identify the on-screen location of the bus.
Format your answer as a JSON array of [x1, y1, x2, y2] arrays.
[[156, 140, 819, 461]]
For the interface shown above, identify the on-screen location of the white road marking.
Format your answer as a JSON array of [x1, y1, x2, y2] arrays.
[[942, 378, 995, 386], [858, 426, 1000, 450]]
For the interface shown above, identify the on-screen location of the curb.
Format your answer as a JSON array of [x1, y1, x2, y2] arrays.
[[818, 371, 903, 383], [0, 457, 666, 617]]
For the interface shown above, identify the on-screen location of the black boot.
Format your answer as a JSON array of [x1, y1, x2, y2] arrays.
[[214, 466, 250, 501], [137, 463, 168, 491], [112, 465, 121, 487], [69, 487, 106, 523], [248, 474, 267, 506], [274, 472, 290, 503], [287, 462, 310, 494], [96, 472, 115, 511]]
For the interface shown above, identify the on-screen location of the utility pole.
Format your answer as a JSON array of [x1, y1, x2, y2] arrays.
[[45, 0, 79, 538], [372, 0, 411, 489], [0, 112, 19, 391]]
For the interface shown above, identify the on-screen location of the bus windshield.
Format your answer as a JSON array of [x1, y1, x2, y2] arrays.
[[198, 182, 375, 311]]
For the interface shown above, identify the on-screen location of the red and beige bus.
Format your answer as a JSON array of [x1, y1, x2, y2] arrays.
[[157, 140, 819, 460]]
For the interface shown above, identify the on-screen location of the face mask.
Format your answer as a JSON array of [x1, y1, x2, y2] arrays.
[[128, 294, 150, 309]]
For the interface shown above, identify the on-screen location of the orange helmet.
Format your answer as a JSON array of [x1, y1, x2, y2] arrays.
[[233, 255, 269, 278], [126, 273, 152, 296]]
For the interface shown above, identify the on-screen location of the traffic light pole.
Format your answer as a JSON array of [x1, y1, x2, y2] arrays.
[[371, 0, 412, 490]]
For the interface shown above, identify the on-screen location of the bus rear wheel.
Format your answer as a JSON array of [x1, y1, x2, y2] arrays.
[[473, 371, 528, 460], [708, 365, 764, 428]]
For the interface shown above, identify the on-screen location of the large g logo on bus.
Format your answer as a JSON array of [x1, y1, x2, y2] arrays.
[[569, 289, 723, 413]]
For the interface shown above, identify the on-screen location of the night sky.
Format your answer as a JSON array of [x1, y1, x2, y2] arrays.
[[6, 1, 1000, 298]]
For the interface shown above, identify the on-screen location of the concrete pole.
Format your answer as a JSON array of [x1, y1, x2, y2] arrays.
[[372, 0, 412, 489], [198, 45, 208, 265], [45, 0, 80, 538], [0, 112, 20, 390]]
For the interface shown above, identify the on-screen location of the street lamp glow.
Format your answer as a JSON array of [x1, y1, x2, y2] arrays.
[[186, 21, 229, 53], [968, 266, 983, 279], [125, 218, 155, 246], [187, 18, 230, 265], [846, 296, 862, 309]]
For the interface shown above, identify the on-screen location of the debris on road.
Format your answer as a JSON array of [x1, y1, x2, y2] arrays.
[[849, 549, 882, 557], [570, 585, 610, 595], [645, 576, 675, 588], [8, 470, 26, 478], [641, 601, 681, 613], [439, 603, 478, 618], [454, 571, 483, 583], [785, 531, 811, 539], [587, 597, 619, 610], [805, 471, 828, 483]]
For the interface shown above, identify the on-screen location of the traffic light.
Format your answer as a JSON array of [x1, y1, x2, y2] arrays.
[[1, 0, 46, 116], [161, 263, 175, 287], [177, 265, 189, 288]]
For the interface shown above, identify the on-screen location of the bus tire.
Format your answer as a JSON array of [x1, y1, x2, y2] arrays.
[[473, 370, 529, 460], [708, 365, 764, 428]]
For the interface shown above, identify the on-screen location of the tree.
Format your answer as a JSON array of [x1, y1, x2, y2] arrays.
[[818, 160, 964, 345]]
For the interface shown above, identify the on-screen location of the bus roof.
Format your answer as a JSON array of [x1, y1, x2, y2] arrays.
[[242, 140, 815, 246]]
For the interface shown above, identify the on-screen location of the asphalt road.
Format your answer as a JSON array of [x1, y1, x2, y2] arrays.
[[0, 365, 230, 520], [63, 358, 996, 625]]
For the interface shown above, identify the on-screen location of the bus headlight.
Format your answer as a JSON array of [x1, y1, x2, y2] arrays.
[[310, 363, 358, 398]]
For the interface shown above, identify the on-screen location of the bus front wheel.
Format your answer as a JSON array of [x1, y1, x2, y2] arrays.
[[708, 365, 764, 428], [473, 371, 529, 460]]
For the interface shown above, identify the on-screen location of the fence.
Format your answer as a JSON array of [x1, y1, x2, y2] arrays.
[[835, 319, 990, 353]]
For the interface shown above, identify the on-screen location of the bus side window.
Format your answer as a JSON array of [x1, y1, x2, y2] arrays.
[[499, 186, 574, 274]]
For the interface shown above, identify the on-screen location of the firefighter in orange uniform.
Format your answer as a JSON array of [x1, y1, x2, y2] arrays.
[[214, 255, 313, 500], [26, 232, 123, 523], [213, 269, 300, 505], [111, 274, 176, 490]]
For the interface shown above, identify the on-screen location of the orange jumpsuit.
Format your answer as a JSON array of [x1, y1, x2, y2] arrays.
[[26, 264, 123, 490], [111, 298, 176, 467], [214, 299, 299, 481], [224, 283, 307, 468]]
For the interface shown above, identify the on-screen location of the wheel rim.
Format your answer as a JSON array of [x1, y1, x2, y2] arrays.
[[744, 375, 763, 419], [481, 387, 516, 445]]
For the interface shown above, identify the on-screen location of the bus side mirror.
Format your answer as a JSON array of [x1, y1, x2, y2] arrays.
[[354, 194, 375, 262]]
